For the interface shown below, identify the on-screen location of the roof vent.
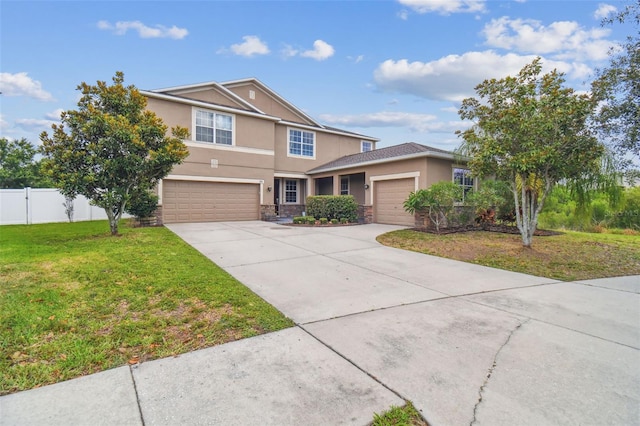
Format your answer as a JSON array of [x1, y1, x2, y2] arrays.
[[249, 90, 255, 100]]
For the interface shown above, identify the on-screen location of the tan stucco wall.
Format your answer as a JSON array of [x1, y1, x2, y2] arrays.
[[147, 97, 276, 151], [308, 156, 462, 206], [426, 157, 455, 186], [146, 98, 191, 131], [274, 125, 364, 173], [226, 83, 314, 125]]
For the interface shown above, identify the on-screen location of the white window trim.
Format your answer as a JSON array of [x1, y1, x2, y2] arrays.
[[340, 176, 350, 195], [452, 166, 476, 204], [192, 107, 236, 146], [361, 140, 373, 152], [284, 178, 299, 204], [287, 127, 316, 160]]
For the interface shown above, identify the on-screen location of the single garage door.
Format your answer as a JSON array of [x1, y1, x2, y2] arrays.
[[162, 180, 259, 223], [374, 178, 415, 226]]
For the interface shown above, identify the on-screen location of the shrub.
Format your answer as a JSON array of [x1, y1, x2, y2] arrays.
[[125, 189, 159, 219], [319, 218, 328, 224], [340, 217, 349, 224], [293, 216, 306, 224], [404, 182, 462, 232], [306, 195, 358, 222], [306, 216, 316, 224], [330, 218, 339, 224]]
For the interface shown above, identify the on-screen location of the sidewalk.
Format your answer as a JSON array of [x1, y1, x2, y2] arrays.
[[2, 222, 638, 425]]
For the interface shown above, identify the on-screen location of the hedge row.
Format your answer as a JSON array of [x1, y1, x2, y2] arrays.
[[305, 195, 358, 222]]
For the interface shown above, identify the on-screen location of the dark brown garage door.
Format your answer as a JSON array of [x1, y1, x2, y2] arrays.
[[374, 178, 415, 226], [162, 180, 259, 223]]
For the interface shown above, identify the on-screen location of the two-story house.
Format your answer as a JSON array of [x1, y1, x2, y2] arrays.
[[141, 78, 472, 226]]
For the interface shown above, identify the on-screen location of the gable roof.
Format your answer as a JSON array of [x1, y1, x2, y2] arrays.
[[307, 142, 463, 174], [221, 78, 322, 128], [148, 81, 262, 114], [142, 77, 378, 141]]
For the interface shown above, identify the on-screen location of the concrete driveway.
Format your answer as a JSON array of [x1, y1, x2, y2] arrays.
[[164, 221, 639, 425], [2, 221, 638, 425]]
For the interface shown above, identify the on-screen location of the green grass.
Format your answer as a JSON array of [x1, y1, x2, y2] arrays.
[[372, 401, 428, 426], [377, 229, 640, 281], [0, 220, 293, 395]]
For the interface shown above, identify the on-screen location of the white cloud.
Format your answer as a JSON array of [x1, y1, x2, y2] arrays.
[[397, 9, 410, 20], [45, 109, 64, 120], [281, 44, 299, 58], [373, 51, 588, 102], [15, 118, 58, 131], [482, 16, 613, 61], [301, 40, 335, 61], [0, 72, 53, 101], [97, 20, 188, 39], [594, 3, 617, 20], [227, 35, 270, 57], [348, 54, 365, 63], [398, 0, 486, 15], [320, 111, 461, 133], [0, 114, 9, 131], [283, 40, 335, 61]]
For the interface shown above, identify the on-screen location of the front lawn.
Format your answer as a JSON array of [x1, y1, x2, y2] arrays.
[[377, 229, 640, 281], [0, 220, 293, 395]]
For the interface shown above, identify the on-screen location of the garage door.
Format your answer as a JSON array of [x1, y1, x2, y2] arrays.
[[162, 180, 259, 223], [374, 178, 415, 226]]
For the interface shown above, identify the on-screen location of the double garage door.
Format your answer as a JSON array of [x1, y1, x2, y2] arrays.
[[374, 178, 415, 226], [162, 180, 259, 223]]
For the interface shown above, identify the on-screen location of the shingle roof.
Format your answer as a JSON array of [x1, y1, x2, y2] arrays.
[[307, 142, 458, 174]]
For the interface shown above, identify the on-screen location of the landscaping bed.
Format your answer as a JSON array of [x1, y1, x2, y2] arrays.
[[411, 224, 562, 236]]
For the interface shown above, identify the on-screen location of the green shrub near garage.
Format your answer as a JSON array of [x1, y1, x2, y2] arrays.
[[306, 195, 358, 222]]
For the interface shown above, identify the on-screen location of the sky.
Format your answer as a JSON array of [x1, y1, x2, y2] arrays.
[[0, 0, 636, 152]]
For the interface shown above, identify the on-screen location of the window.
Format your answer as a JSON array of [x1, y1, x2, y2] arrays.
[[195, 110, 233, 145], [289, 129, 315, 158], [453, 168, 474, 202], [340, 177, 349, 195], [285, 179, 298, 203], [361, 141, 373, 152]]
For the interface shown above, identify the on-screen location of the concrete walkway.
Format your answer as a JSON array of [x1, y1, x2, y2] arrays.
[[2, 221, 638, 425]]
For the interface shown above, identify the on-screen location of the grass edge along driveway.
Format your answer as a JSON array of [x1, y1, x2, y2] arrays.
[[1, 220, 293, 395]]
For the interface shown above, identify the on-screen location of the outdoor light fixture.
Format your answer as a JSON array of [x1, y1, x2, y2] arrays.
[[364, 184, 370, 190], [267, 186, 272, 192]]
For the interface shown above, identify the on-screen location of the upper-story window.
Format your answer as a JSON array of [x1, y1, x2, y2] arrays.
[[453, 167, 474, 203], [361, 141, 373, 152], [288, 129, 315, 158], [195, 109, 233, 145]]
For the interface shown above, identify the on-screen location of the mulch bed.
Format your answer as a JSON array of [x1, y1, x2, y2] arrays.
[[412, 224, 563, 236]]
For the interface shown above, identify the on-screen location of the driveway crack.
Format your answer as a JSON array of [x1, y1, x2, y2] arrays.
[[470, 318, 529, 426]]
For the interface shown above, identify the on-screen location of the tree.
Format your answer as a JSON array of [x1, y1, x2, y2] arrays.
[[457, 58, 605, 247], [40, 72, 189, 235], [592, 1, 639, 171], [0, 137, 52, 188]]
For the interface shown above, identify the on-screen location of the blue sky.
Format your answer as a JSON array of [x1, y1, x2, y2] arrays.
[[1, 0, 635, 151]]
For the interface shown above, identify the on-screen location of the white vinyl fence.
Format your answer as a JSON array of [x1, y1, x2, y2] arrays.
[[0, 188, 130, 225]]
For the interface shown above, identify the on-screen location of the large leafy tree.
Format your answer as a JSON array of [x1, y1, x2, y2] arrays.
[[40, 72, 189, 235], [592, 0, 639, 173], [0, 137, 51, 188], [457, 59, 605, 247]]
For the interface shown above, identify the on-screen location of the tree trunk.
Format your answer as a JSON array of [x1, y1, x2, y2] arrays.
[[105, 208, 118, 235]]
